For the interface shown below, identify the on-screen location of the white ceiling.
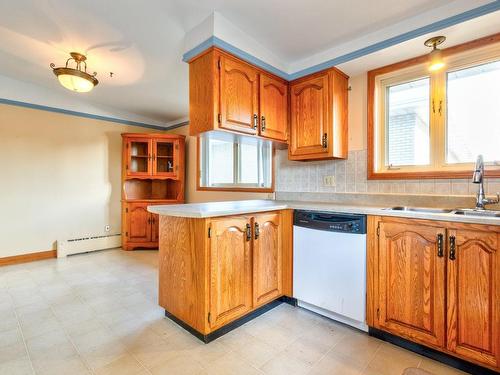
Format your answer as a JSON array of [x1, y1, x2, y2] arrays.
[[0, 0, 498, 127]]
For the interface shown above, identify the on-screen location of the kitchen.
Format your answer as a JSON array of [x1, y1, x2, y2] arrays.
[[1, 2, 500, 375]]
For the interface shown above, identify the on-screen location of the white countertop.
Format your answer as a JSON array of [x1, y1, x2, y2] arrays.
[[147, 199, 500, 226]]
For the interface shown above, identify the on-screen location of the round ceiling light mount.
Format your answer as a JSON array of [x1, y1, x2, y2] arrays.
[[50, 52, 99, 92], [424, 36, 446, 72]]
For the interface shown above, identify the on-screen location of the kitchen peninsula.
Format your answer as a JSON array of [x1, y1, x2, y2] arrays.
[[150, 199, 500, 374]]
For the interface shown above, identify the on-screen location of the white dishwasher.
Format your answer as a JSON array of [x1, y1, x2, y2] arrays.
[[293, 210, 368, 331]]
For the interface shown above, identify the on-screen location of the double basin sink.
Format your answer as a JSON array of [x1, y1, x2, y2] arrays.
[[386, 206, 500, 218]]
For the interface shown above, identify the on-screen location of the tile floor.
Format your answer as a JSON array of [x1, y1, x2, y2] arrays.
[[0, 249, 468, 375]]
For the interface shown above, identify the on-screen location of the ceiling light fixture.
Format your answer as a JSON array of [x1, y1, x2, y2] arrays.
[[50, 52, 99, 92], [424, 36, 446, 72]]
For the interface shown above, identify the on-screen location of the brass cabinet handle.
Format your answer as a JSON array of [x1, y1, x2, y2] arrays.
[[253, 114, 258, 130], [246, 223, 252, 241], [261, 116, 266, 132], [254, 222, 260, 240], [449, 235, 456, 260], [322, 133, 328, 148], [437, 233, 444, 257], [152, 153, 156, 161]]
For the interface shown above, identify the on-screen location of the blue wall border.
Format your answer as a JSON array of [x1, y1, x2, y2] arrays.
[[0, 98, 187, 130], [183, 2, 500, 81]]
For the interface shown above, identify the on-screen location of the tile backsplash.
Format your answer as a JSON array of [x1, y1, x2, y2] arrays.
[[276, 149, 500, 196]]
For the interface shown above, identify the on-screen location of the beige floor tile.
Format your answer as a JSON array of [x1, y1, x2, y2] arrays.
[[331, 330, 382, 367], [260, 351, 312, 375], [80, 341, 129, 371], [95, 354, 145, 375], [309, 352, 365, 375], [189, 340, 230, 365], [233, 335, 280, 368], [284, 334, 331, 366], [150, 353, 206, 375], [418, 358, 469, 375], [363, 343, 422, 375], [205, 351, 263, 375], [0, 356, 33, 375], [0, 326, 24, 348], [32, 355, 91, 375]]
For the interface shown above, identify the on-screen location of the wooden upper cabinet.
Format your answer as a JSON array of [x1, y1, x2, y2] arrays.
[[377, 220, 446, 348], [289, 73, 329, 158], [253, 212, 282, 307], [152, 139, 179, 178], [126, 138, 152, 176], [446, 229, 499, 368], [208, 216, 253, 329], [188, 48, 288, 144], [220, 55, 259, 135], [289, 69, 348, 160], [259, 74, 288, 141]]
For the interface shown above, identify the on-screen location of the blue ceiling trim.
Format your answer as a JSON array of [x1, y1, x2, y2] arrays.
[[182, 2, 500, 81], [288, 1, 500, 80], [183, 36, 289, 79], [0, 98, 170, 130]]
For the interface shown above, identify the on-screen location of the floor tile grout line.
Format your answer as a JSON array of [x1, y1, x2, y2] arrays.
[[12, 303, 37, 375]]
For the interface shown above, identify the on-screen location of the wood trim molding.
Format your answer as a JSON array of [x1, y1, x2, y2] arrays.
[[0, 250, 57, 267], [367, 32, 500, 180]]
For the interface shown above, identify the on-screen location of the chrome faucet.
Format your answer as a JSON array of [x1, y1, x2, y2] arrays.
[[472, 155, 499, 210]]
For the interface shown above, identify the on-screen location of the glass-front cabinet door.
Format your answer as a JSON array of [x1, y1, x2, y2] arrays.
[[153, 139, 179, 178], [126, 138, 152, 177]]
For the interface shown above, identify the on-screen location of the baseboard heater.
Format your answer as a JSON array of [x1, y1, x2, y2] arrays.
[[57, 234, 121, 257]]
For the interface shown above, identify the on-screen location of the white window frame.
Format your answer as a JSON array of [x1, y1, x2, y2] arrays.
[[373, 43, 500, 176], [198, 134, 273, 191]]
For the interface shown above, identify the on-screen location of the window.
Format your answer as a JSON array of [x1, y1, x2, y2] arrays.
[[198, 134, 273, 190], [369, 38, 500, 179]]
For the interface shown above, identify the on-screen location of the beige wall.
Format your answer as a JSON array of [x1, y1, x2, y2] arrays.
[[167, 125, 273, 203], [347, 73, 368, 151], [0, 104, 152, 258]]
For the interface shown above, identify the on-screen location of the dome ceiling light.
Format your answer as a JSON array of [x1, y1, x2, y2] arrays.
[[50, 52, 99, 92], [424, 36, 446, 72]]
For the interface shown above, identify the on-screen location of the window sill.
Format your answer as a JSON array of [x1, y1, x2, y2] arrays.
[[197, 186, 274, 193], [368, 169, 500, 180]]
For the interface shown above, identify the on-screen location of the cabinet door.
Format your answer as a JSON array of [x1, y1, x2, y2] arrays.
[[253, 213, 282, 307], [208, 216, 252, 329], [447, 229, 499, 368], [378, 221, 446, 348], [289, 73, 329, 158], [219, 55, 259, 135], [259, 74, 288, 141], [126, 138, 152, 177], [127, 203, 151, 243], [153, 139, 178, 178]]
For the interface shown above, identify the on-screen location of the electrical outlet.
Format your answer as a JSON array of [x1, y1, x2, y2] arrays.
[[323, 175, 336, 187], [105, 225, 110, 232]]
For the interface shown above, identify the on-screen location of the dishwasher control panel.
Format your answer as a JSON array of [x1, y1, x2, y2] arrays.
[[293, 210, 366, 234]]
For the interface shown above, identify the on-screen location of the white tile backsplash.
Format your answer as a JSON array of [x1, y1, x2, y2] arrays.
[[276, 149, 500, 197]]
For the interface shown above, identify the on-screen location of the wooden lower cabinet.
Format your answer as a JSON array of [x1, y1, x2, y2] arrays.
[[158, 210, 292, 337], [123, 202, 161, 250], [446, 228, 500, 368], [253, 212, 283, 307], [368, 216, 500, 371], [377, 220, 446, 348], [208, 216, 253, 330]]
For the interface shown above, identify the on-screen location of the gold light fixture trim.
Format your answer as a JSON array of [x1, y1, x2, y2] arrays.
[[50, 52, 99, 92], [424, 36, 446, 72]]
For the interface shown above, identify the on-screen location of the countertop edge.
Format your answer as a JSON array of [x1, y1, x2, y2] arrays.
[[147, 200, 500, 226]]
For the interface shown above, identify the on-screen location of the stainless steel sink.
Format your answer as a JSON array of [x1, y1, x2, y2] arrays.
[[385, 206, 454, 214], [453, 209, 500, 218]]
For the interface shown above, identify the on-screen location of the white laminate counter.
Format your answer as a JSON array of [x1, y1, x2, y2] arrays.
[[147, 199, 500, 226]]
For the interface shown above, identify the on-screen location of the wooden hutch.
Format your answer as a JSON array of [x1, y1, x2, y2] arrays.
[[121, 133, 185, 251]]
